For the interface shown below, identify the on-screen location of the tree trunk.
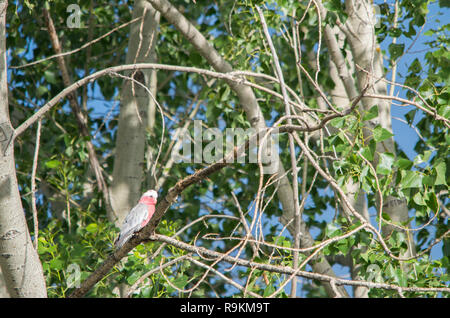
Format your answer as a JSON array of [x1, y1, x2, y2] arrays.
[[0, 0, 47, 297], [110, 0, 160, 224], [344, 0, 415, 259]]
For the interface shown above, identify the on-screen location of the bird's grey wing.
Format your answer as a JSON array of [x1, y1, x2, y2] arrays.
[[121, 203, 148, 231], [115, 203, 148, 247]]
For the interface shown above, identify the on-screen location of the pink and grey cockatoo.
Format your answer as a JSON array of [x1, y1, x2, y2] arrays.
[[114, 190, 158, 248]]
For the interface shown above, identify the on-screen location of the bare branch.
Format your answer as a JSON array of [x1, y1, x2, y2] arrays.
[[31, 119, 42, 250], [149, 234, 450, 295], [11, 16, 144, 69]]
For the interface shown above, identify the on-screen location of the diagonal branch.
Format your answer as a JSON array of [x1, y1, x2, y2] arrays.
[[68, 130, 259, 298]]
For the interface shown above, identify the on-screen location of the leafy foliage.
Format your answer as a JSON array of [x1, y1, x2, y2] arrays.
[[5, 0, 449, 297]]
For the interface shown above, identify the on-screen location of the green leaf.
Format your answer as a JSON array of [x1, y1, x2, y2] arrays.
[[337, 240, 349, 254], [263, 283, 275, 297], [405, 109, 417, 125], [78, 151, 88, 162], [425, 192, 439, 213], [413, 191, 425, 206], [172, 275, 189, 289], [221, 86, 230, 102], [37, 85, 48, 97], [395, 158, 413, 170], [434, 161, 447, 185], [323, 0, 342, 11], [440, 0, 450, 8], [394, 268, 408, 287], [386, 263, 396, 279], [127, 271, 141, 285], [360, 140, 376, 161], [325, 223, 341, 238], [381, 212, 392, 221], [190, 52, 203, 65], [389, 43, 405, 60], [63, 134, 71, 147], [45, 160, 62, 169], [392, 232, 406, 248], [377, 152, 395, 175], [24, 0, 35, 11], [273, 236, 291, 248], [65, 146, 73, 157], [443, 239, 450, 257], [44, 70, 58, 84], [42, 262, 50, 272], [49, 258, 64, 270], [388, 27, 402, 38], [360, 251, 370, 263], [86, 223, 98, 233], [373, 126, 394, 142], [330, 117, 345, 128], [363, 105, 378, 121], [413, 150, 432, 166], [141, 286, 152, 298], [408, 58, 422, 74], [400, 170, 423, 189]]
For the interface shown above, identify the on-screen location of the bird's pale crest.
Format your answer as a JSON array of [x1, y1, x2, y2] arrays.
[[142, 189, 158, 200]]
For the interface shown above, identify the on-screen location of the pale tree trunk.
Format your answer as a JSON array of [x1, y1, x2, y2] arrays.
[[318, 0, 414, 297], [110, 0, 160, 298], [0, 0, 47, 297], [147, 0, 349, 297], [344, 0, 415, 258], [315, 0, 414, 296], [110, 0, 160, 224], [306, 38, 370, 297], [325, 67, 370, 297], [322, 25, 371, 298], [0, 268, 10, 297]]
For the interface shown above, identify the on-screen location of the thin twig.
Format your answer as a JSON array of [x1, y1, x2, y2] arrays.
[[126, 254, 191, 297], [31, 119, 42, 250], [190, 256, 261, 298], [11, 16, 144, 69], [256, 5, 302, 298]]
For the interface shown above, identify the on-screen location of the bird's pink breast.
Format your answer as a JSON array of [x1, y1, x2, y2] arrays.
[[139, 197, 156, 228], [139, 196, 156, 205], [141, 204, 155, 227]]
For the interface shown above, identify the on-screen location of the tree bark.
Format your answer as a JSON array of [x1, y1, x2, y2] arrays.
[[316, 21, 371, 297], [0, 0, 47, 297], [110, 0, 160, 224], [344, 0, 415, 258]]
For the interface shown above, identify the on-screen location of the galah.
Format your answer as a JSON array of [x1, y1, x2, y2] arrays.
[[114, 190, 158, 248]]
